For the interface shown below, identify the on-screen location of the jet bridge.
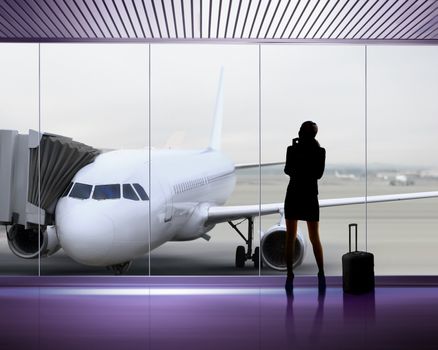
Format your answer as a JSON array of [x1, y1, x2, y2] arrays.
[[0, 129, 100, 227]]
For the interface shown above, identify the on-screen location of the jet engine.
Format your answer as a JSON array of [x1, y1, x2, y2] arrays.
[[7, 224, 61, 259], [260, 224, 307, 271]]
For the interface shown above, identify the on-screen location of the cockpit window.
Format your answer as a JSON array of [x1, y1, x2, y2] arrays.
[[123, 184, 139, 201], [93, 184, 121, 200], [69, 183, 92, 199], [133, 183, 149, 201], [61, 182, 73, 197]]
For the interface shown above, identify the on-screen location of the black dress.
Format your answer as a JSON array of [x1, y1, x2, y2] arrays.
[[284, 138, 326, 221]]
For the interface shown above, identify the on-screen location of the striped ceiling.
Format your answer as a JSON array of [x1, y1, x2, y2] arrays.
[[0, 0, 437, 43]]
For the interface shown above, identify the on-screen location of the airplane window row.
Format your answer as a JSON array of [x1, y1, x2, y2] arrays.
[[174, 177, 207, 194], [63, 182, 149, 201]]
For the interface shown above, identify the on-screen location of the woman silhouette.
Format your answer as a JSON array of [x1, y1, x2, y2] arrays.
[[284, 121, 326, 293]]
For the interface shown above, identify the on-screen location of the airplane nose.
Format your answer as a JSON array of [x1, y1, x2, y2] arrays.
[[57, 208, 114, 266]]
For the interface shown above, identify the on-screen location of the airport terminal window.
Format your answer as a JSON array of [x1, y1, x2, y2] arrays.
[[61, 182, 73, 197], [93, 184, 121, 200], [69, 183, 93, 199], [133, 183, 149, 201], [123, 184, 140, 201]]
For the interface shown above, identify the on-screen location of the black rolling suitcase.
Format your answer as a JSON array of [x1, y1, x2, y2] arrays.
[[342, 223, 375, 294]]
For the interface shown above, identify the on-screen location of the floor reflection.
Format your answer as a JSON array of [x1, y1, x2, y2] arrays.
[[0, 281, 437, 350]]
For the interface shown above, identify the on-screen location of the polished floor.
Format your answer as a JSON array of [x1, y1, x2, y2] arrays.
[[0, 276, 437, 350]]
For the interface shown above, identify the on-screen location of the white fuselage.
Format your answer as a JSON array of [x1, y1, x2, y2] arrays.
[[55, 148, 235, 266]]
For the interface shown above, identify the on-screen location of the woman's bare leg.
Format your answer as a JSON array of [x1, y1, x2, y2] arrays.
[[285, 219, 298, 278], [307, 221, 324, 274]]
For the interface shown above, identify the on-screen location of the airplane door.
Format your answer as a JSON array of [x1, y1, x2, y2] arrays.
[[160, 178, 173, 223]]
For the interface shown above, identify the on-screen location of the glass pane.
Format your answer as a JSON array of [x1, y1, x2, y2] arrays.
[[367, 46, 438, 275], [150, 44, 259, 275], [133, 183, 149, 201], [70, 183, 93, 199], [261, 45, 366, 277], [40, 43, 150, 276], [93, 184, 121, 200], [123, 184, 140, 201], [0, 43, 39, 276]]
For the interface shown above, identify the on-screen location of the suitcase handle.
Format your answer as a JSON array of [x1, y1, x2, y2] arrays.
[[349, 223, 358, 252]]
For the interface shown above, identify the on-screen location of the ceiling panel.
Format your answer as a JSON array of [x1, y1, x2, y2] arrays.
[[0, 0, 437, 43]]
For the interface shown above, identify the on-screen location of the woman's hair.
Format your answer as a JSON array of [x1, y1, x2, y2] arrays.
[[298, 121, 318, 139]]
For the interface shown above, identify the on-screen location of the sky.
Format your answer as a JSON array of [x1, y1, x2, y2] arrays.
[[0, 43, 437, 168]]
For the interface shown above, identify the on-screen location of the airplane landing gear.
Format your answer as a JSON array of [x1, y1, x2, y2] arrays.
[[108, 261, 132, 275], [229, 217, 262, 269]]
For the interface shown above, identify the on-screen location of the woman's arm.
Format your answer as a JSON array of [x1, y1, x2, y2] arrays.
[[315, 148, 326, 179], [284, 146, 294, 176]]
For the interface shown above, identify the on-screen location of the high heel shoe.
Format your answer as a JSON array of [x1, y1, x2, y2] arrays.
[[317, 272, 326, 292], [285, 274, 294, 295]]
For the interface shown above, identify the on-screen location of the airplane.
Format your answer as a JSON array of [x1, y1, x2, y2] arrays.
[[335, 171, 358, 180], [389, 174, 415, 186], [6, 72, 438, 274]]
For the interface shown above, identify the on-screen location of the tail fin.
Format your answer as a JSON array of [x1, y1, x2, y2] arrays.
[[208, 67, 224, 151]]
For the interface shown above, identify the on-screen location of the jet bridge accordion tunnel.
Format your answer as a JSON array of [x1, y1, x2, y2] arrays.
[[0, 130, 100, 259]]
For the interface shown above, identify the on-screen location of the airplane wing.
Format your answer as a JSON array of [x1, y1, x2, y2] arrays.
[[207, 191, 438, 224], [235, 161, 284, 169]]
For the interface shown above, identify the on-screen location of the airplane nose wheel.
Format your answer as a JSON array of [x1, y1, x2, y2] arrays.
[[108, 261, 132, 275], [230, 217, 262, 269]]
